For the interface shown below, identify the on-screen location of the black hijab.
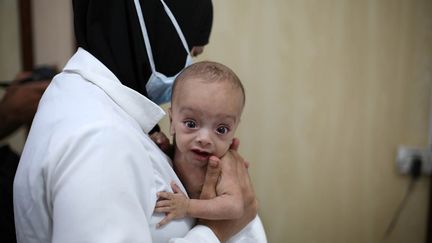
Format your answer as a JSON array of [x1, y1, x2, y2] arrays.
[[72, 0, 213, 96]]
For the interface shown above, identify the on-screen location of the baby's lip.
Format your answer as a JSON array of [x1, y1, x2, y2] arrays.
[[191, 149, 212, 161]]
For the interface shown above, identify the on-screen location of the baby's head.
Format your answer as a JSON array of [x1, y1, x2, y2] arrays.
[[169, 61, 245, 167]]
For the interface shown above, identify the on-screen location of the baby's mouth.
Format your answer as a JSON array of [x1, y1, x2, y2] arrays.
[[191, 149, 211, 162]]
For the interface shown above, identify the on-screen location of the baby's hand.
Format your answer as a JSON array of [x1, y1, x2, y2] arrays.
[[150, 131, 172, 154], [154, 182, 189, 228]]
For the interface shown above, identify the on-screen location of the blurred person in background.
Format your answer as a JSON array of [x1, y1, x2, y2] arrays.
[[0, 71, 51, 243]]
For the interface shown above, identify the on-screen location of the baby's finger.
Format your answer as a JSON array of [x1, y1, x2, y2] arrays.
[[154, 206, 172, 214], [170, 182, 183, 194], [157, 213, 175, 228], [157, 191, 174, 200], [155, 199, 171, 208]]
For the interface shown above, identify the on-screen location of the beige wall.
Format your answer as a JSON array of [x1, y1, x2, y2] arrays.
[[32, 0, 74, 68], [0, 0, 24, 151], [5, 0, 432, 242], [178, 0, 431, 242], [0, 0, 21, 81]]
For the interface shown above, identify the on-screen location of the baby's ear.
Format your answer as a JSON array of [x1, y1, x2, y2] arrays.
[[168, 108, 175, 135]]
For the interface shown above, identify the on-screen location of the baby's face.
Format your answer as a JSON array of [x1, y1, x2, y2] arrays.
[[170, 78, 244, 197]]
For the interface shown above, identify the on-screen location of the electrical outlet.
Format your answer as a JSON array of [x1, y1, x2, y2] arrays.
[[396, 146, 432, 175]]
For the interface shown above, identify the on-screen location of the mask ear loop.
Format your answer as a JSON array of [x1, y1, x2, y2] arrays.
[[159, 0, 191, 54], [133, 0, 156, 73], [134, 0, 191, 74]]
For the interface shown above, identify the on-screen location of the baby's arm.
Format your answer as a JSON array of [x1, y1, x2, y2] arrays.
[[188, 193, 244, 220], [155, 183, 243, 228], [155, 156, 244, 227]]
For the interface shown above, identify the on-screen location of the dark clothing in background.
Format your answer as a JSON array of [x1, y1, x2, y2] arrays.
[[0, 145, 19, 243], [73, 0, 213, 96]]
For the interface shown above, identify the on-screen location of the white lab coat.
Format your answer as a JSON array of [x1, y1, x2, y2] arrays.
[[13, 48, 266, 243]]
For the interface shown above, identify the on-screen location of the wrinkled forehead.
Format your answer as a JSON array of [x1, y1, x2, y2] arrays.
[[172, 77, 245, 107], [171, 78, 245, 123], [179, 106, 240, 123]]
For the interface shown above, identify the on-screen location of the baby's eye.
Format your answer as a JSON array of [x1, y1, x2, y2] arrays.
[[216, 126, 230, 135], [184, 120, 197, 129]]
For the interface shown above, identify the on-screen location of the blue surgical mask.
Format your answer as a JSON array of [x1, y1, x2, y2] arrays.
[[134, 0, 192, 105]]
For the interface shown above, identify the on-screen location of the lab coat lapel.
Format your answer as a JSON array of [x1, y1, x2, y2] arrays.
[[63, 48, 165, 133]]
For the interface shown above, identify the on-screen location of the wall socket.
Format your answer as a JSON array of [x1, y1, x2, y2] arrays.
[[396, 146, 432, 175]]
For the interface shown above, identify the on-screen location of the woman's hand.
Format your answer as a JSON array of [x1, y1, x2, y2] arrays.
[[199, 138, 258, 242]]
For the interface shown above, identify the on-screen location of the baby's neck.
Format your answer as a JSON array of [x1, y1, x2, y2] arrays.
[[173, 150, 206, 199]]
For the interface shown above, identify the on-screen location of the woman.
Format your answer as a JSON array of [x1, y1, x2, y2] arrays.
[[13, 0, 258, 242]]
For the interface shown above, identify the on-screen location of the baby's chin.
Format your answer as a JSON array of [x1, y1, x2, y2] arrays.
[[189, 158, 209, 168]]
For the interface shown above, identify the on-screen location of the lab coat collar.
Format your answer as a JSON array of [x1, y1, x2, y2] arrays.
[[63, 47, 165, 133]]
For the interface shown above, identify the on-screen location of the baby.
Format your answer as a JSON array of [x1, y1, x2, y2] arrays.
[[155, 61, 246, 227]]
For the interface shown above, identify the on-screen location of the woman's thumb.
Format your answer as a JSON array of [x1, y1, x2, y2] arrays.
[[200, 156, 221, 199]]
